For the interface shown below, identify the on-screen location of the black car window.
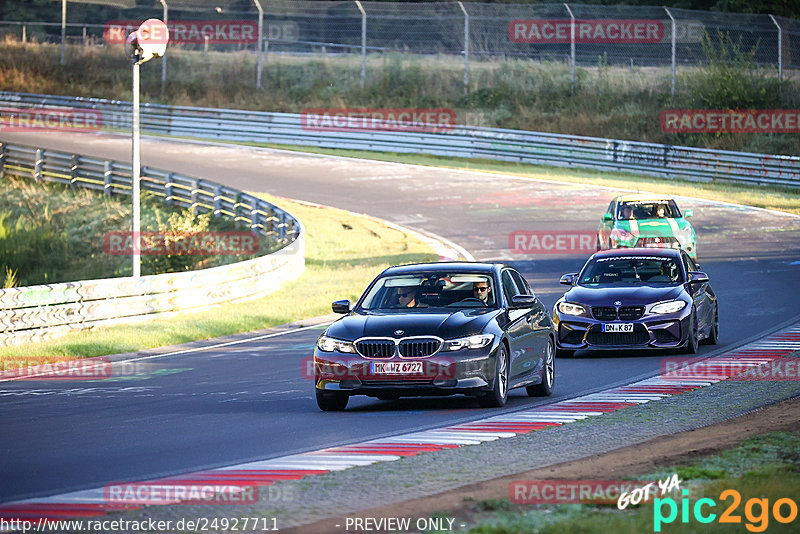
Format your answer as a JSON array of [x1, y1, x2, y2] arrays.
[[510, 270, 533, 297], [358, 272, 497, 310], [682, 251, 698, 273], [501, 270, 520, 304], [579, 256, 684, 286], [607, 200, 615, 218]]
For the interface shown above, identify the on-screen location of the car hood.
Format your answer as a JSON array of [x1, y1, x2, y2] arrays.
[[325, 309, 500, 341], [616, 218, 692, 237], [563, 285, 685, 306]]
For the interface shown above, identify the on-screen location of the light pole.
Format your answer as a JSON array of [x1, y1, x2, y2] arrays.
[[125, 19, 169, 278]]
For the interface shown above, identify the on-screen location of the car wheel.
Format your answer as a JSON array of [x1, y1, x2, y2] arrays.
[[316, 388, 348, 411], [479, 344, 509, 408], [701, 304, 719, 345], [527, 340, 554, 397], [683, 310, 699, 354]]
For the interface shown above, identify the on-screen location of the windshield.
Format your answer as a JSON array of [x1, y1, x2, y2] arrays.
[[616, 200, 681, 220], [579, 256, 683, 286], [359, 272, 497, 311]]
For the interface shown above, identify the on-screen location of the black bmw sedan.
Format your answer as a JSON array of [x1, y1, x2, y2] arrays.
[[554, 248, 718, 357], [314, 262, 555, 411]]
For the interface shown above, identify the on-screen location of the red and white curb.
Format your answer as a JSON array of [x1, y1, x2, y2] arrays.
[[2, 324, 799, 522]]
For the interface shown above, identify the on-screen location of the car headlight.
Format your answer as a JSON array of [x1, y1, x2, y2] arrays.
[[443, 334, 494, 351], [316, 335, 356, 353], [650, 300, 687, 314], [557, 302, 587, 316]]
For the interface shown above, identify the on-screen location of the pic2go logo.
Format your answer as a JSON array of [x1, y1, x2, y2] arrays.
[[654, 489, 798, 532]]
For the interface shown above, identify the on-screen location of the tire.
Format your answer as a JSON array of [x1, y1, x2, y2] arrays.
[[316, 388, 348, 411], [683, 310, 699, 354], [701, 304, 719, 345], [527, 340, 554, 397], [479, 345, 509, 408]]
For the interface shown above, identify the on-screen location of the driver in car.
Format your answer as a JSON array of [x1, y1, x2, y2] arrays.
[[473, 281, 492, 304]]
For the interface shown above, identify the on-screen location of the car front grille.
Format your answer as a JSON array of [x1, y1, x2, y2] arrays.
[[399, 338, 442, 358], [618, 306, 645, 320], [587, 327, 650, 346], [635, 236, 679, 247], [355, 340, 395, 359], [592, 307, 618, 320]]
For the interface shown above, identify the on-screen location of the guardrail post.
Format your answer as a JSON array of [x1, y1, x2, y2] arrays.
[[34, 149, 43, 182], [355, 0, 366, 89], [191, 179, 199, 215], [164, 172, 173, 205], [664, 7, 676, 97], [69, 154, 78, 189], [234, 192, 242, 223], [0, 143, 5, 177], [103, 161, 113, 196], [253, 0, 264, 89], [213, 185, 222, 217]]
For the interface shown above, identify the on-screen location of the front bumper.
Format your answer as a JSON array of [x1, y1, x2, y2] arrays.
[[554, 309, 691, 351], [313, 348, 496, 397]]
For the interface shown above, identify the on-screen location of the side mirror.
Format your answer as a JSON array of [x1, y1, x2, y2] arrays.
[[559, 273, 577, 286], [684, 209, 693, 218], [510, 295, 536, 308], [331, 299, 351, 314], [602, 213, 613, 222], [688, 272, 709, 284]]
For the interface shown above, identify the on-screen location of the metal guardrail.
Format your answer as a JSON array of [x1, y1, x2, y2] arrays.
[[0, 140, 305, 346], [1, 91, 798, 188]]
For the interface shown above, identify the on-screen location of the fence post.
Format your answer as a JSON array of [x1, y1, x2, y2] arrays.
[[159, 0, 168, 91], [355, 0, 366, 89], [0, 143, 5, 177], [769, 15, 782, 83], [253, 0, 264, 89], [34, 149, 43, 182], [664, 7, 676, 97], [103, 161, 112, 196], [164, 172, 173, 205], [60, 0, 66, 65], [457, 1, 469, 94], [213, 185, 222, 217], [22, 25, 26, 43], [564, 3, 575, 95], [191, 179, 199, 215]]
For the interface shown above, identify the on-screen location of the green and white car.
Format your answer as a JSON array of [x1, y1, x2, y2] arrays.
[[597, 194, 697, 259]]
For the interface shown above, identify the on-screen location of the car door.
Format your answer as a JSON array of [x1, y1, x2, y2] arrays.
[[598, 199, 616, 249], [683, 251, 711, 332], [501, 268, 539, 382], [511, 269, 552, 372]]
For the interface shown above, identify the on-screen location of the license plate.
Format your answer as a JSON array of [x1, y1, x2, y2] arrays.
[[371, 361, 423, 374], [603, 323, 634, 333]]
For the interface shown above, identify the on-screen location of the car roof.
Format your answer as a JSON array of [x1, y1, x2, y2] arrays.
[[615, 193, 676, 203], [591, 247, 683, 260], [381, 262, 506, 276]]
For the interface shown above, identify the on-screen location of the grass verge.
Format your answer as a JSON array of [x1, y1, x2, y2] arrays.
[[461, 431, 800, 533], [0, 194, 438, 360]]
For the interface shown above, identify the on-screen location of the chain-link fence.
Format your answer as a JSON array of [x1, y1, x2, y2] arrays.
[[0, 1, 797, 93]]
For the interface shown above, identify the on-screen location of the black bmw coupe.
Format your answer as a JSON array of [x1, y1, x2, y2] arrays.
[[314, 262, 556, 411], [554, 248, 718, 356]]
